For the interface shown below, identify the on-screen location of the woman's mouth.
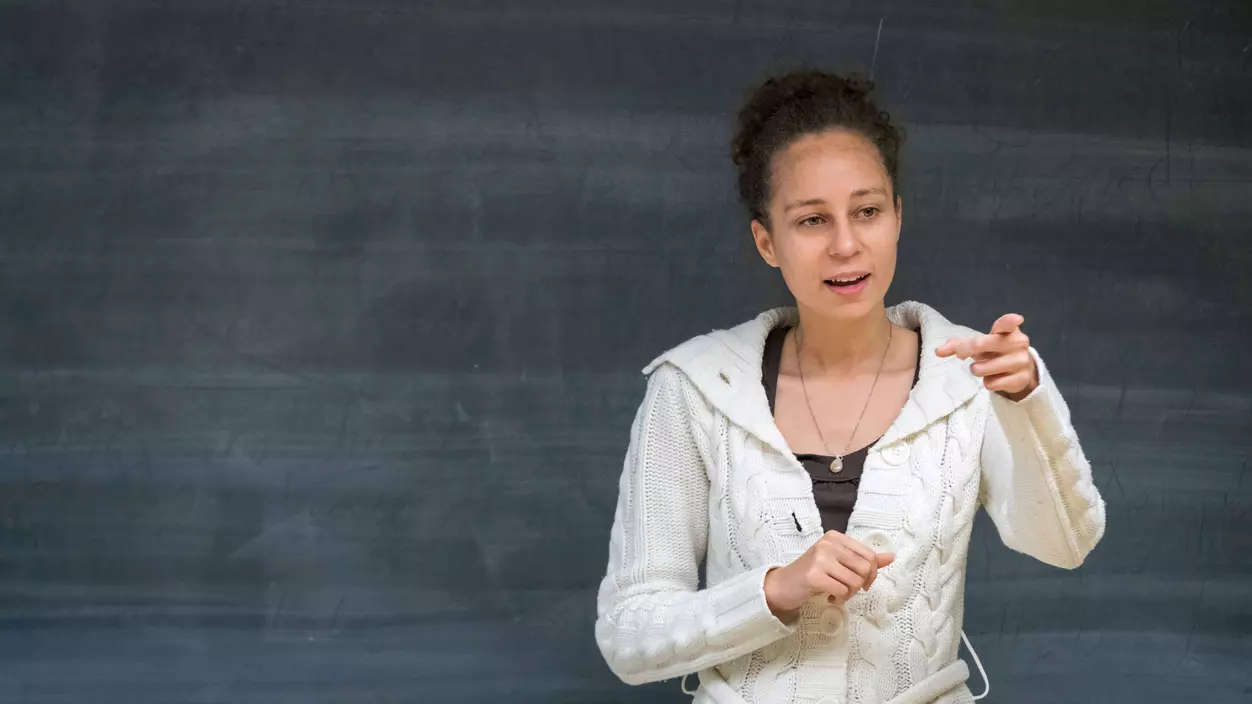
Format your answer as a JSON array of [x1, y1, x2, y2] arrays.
[[823, 274, 870, 296]]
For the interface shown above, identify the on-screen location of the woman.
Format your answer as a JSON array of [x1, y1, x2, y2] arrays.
[[594, 70, 1106, 704]]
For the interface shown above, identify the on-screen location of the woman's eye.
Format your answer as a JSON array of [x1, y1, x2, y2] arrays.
[[857, 207, 880, 219], [799, 215, 825, 227]]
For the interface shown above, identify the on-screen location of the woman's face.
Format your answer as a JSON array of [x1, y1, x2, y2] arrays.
[[751, 128, 901, 321]]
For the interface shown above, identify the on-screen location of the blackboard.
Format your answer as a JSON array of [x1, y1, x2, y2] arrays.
[[1, 1, 1249, 702]]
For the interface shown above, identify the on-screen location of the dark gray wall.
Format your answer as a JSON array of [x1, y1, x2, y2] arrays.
[[1, 1, 1250, 702]]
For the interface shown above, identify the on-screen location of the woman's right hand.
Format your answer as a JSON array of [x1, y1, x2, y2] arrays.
[[763, 530, 895, 619]]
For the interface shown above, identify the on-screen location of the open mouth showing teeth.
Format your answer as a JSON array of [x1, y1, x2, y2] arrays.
[[826, 275, 869, 287]]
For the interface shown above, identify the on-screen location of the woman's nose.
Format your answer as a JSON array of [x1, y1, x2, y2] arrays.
[[826, 219, 859, 257]]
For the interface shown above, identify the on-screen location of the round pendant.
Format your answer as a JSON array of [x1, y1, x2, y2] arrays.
[[830, 457, 843, 474]]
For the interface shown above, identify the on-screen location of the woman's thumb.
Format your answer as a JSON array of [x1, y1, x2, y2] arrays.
[[875, 552, 895, 567]]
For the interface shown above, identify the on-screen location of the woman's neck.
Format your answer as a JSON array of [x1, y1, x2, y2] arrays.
[[793, 302, 893, 375]]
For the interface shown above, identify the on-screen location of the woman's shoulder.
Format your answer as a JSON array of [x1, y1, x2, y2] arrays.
[[640, 307, 794, 378], [889, 300, 983, 346]]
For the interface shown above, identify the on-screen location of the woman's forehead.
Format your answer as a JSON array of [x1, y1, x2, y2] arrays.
[[771, 133, 890, 198]]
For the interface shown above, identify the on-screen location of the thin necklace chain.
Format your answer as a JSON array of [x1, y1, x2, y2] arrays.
[[794, 320, 894, 462]]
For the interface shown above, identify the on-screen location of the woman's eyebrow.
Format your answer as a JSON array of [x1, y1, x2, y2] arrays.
[[784, 188, 887, 212], [850, 187, 888, 197], [783, 198, 826, 213]]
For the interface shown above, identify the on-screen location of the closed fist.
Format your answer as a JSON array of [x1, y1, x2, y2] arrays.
[[763, 530, 895, 620]]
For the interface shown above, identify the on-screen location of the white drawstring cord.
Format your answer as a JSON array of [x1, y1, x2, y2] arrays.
[[960, 630, 991, 700], [681, 672, 698, 695]]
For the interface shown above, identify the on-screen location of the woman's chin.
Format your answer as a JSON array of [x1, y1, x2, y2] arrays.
[[802, 289, 883, 318]]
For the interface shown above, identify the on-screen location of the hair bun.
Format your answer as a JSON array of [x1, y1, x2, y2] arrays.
[[729, 68, 903, 223]]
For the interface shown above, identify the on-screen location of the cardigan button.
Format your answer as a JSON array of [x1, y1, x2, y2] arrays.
[[864, 530, 893, 554], [882, 443, 910, 466], [818, 608, 845, 636]]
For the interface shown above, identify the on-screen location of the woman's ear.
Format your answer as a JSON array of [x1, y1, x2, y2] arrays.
[[751, 218, 780, 268]]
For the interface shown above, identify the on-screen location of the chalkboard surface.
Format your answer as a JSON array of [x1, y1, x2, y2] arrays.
[[1, 1, 1249, 702]]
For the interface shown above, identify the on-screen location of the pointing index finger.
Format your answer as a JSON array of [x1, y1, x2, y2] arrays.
[[990, 313, 1024, 335]]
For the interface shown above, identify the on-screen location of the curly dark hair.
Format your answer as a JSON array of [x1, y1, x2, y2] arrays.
[[730, 69, 905, 227]]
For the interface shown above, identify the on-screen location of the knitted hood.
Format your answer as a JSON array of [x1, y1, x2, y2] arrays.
[[641, 301, 987, 455]]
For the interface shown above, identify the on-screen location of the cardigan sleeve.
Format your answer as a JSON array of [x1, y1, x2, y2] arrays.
[[978, 347, 1107, 569], [595, 363, 794, 686]]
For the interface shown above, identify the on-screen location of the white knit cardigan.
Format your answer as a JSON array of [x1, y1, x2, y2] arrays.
[[595, 301, 1106, 704]]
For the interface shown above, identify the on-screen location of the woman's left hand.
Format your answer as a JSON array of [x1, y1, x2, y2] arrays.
[[936, 313, 1040, 401]]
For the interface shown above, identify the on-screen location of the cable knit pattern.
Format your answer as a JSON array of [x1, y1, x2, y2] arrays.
[[595, 301, 1106, 704]]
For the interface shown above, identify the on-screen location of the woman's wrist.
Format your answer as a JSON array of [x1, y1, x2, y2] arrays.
[[763, 566, 800, 623]]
